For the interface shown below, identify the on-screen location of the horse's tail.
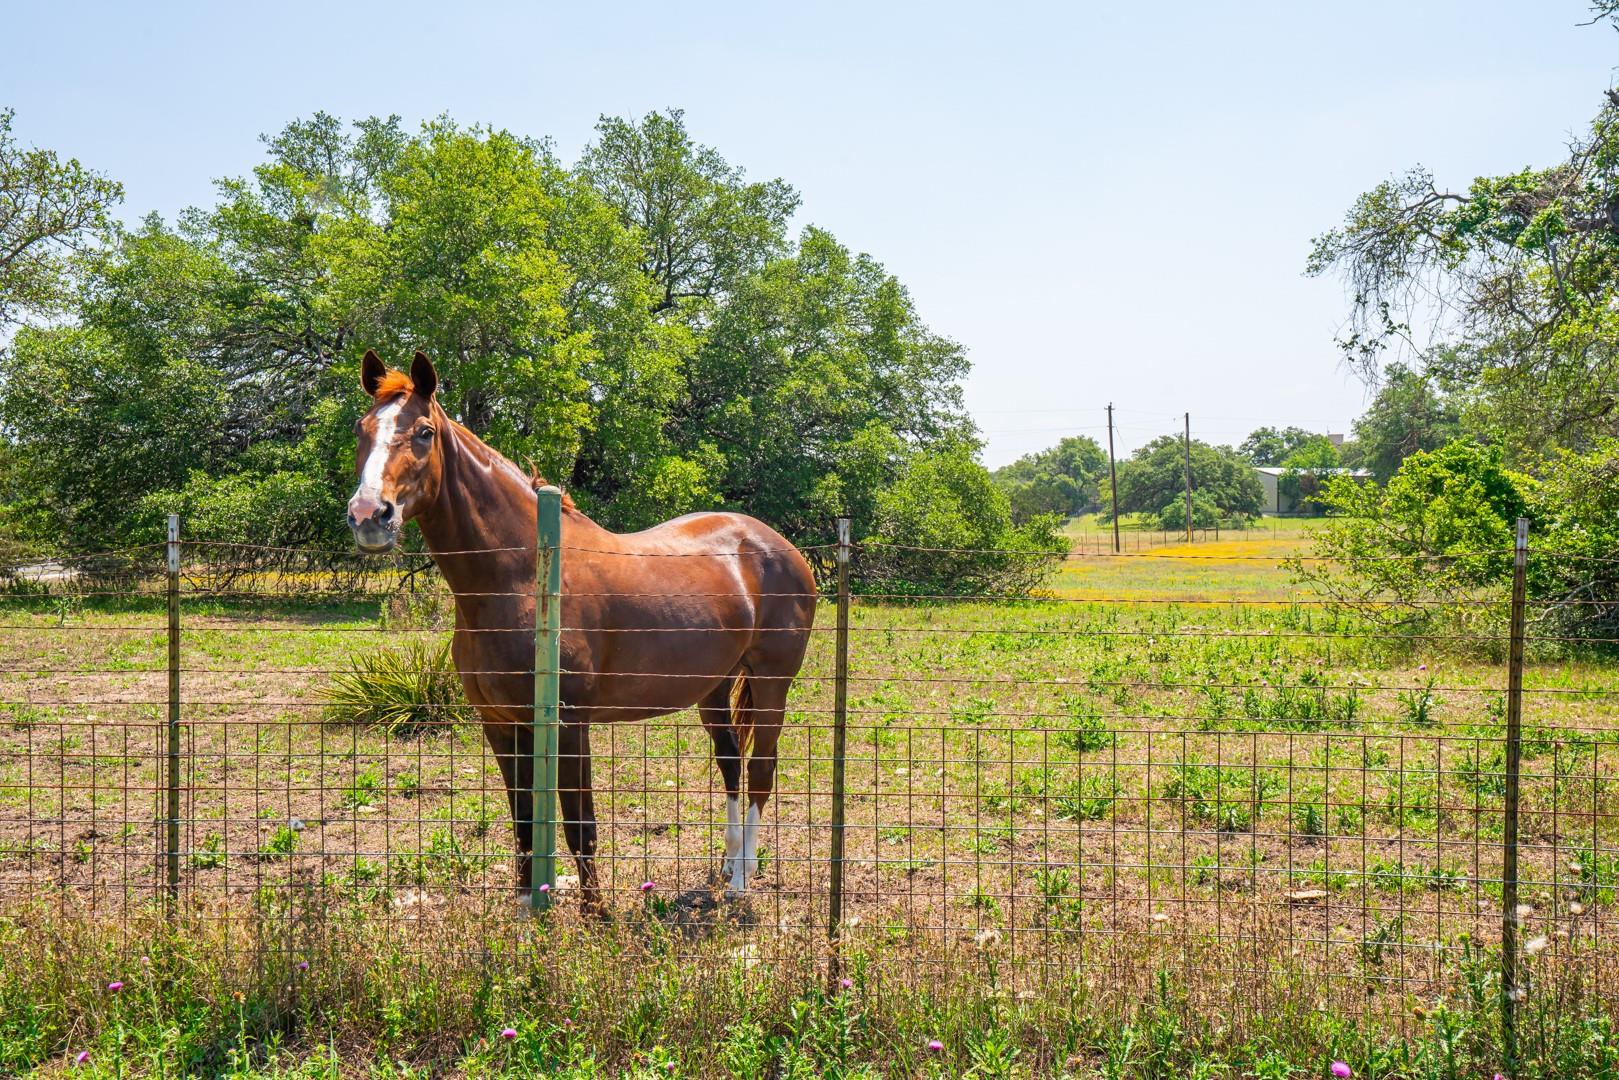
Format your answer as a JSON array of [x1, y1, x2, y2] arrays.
[[729, 668, 756, 759]]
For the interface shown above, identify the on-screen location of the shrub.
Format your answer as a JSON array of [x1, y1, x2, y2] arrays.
[[1290, 440, 1526, 637], [1296, 436, 1619, 643], [860, 440, 1067, 595], [1524, 438, 1619, 639], [1156, 493, 1223, 532], [323, 638, 475, 736]]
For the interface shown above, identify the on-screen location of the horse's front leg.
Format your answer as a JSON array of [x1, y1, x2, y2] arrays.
[[485, 717, 534, 902], [558, 718, 600, 911]]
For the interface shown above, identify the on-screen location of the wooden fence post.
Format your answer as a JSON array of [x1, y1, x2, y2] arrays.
[[533, 486, 563, 910], [1501, 515, 1529, 1078], [828, 517, 851, 947]]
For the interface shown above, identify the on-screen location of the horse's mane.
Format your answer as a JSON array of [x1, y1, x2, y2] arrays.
[[527, 467, 577, 511]]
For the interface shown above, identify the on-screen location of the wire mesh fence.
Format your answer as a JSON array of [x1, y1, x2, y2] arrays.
[[1, 515, 1617, 1023]]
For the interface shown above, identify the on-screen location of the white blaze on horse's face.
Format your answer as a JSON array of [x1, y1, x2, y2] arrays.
[[348, 396, 406, 553], [349, 349, 444, 554]]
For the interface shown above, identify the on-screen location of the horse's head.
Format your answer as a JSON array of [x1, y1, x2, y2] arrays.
[[348, 349, 444, 554]]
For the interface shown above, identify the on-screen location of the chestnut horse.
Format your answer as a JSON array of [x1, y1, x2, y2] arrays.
[[346, 350, 817, 904]]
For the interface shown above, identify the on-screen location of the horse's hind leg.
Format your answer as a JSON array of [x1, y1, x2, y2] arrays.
[[734, 673, 790, 897], [698, 677, 744, 883]]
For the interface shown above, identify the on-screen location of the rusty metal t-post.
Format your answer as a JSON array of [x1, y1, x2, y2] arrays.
[[532, 486, 562, 911], [828, 516, 851, 945], [165, 514, 181, 913], [1500, 515, 1529, 1077]]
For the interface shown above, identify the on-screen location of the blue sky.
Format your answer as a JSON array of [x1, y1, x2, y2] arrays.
[[4, 1, 1614, 465]]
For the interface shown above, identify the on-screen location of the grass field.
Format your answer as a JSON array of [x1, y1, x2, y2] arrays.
[[2, 522, 1618, 1076]]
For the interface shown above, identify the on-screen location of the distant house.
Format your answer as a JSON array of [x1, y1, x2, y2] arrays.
[[1254, 466, 1372, 515]]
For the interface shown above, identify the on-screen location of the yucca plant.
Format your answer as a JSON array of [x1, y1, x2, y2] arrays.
[[323, 638, 474, 736]]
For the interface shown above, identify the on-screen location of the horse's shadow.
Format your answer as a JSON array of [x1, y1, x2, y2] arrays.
[[664, 873, 759, 940]]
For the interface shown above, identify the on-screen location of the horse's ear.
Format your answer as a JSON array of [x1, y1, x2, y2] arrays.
[[361, 350, 386, 396], [410, 351, 438, 399]]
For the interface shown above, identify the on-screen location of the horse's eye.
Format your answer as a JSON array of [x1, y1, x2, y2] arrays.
[[414, 427, 434, 442]]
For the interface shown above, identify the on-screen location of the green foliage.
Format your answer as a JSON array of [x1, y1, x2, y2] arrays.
[[1156, 492, 1222, 532], [1237, 425, 1318, 467], [1275, 435, 1342, 516], [1340, 362, 1461, 482], [1523, 437, 1619, 638], [260, 825, 300, 860], [860, 439, 1067, 594], [578, 108, 799, 316], [0, 109, 1002, 588], [0, 231, 231, 544], [0, 108, 123, 328], [1308, 79, 1619, 457], [15, 902, 1607, 1080], [323, 638, 474, 735], [1114, 434, 1261, 523], [1058, 696, 1114, 753], [1163, 763, 1283, 832], [1053, 772, 1120, 821], [990, 435, 1107, 523], [1292, 440, 1526, 635]]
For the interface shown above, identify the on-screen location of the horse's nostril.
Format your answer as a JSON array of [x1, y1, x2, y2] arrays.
[[378, 499, 396, 521]]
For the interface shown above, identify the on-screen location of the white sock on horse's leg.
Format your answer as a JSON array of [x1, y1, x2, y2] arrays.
[[728, 803, 760, 896], [723, 795, 742, 878]]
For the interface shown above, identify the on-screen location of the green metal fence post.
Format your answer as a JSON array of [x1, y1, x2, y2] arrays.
[[532, 486, 563, 911], [165, 513, 181, 913]]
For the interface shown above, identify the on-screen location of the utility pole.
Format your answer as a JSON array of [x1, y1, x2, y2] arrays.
[[1182, 412, 1193, 542], [1106, 403, 1120, 553]]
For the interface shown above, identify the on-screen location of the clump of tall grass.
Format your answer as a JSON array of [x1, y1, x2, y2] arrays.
[[323, 638, 474, 735]]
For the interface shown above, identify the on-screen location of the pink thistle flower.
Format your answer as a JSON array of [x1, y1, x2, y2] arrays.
[[538, 882, 551, 894], [927, 1039, 944, 1053], [297, 960, 309, 971], [75, 1051, 90, 1066], [106, 981, 123, 993], [1332, 1063, 1351, 1079], [500, 1027, 517, 1040], [640, 880, 655, 893], [1418, 664, 1427, 672], [839, 977, 853, 989]]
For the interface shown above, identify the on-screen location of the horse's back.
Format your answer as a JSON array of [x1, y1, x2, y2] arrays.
[[608, 511, 814, 597]]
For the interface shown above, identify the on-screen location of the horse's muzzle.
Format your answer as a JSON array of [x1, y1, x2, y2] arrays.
[[349, 515, 399, 554]]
